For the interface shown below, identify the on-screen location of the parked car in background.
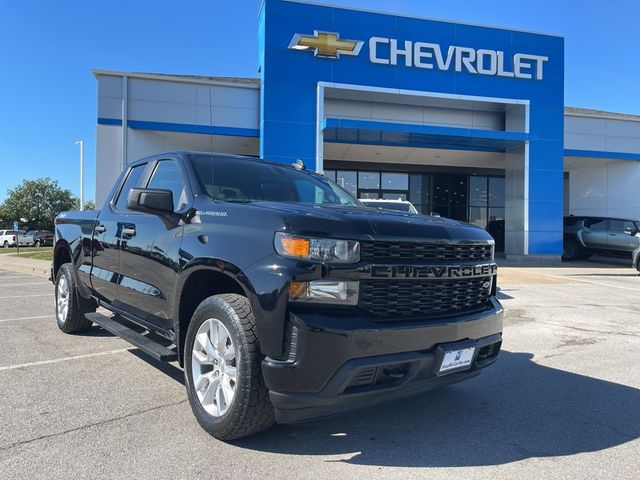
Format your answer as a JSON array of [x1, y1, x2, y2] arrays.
[[17, 230, 38, 247], [32, 231, 54, 247], [0, 230, 23, 248], [563, 216, 640, 261], [360, 198, 419, 214]]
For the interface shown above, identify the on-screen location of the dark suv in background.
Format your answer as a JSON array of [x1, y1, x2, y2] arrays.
[[563, 216, 640, 261], [32, 231, 53, 247]]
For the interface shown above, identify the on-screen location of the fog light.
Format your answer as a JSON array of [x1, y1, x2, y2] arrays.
[[289, 280, 359, 305]]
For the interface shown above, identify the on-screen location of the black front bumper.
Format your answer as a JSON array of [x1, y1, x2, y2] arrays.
[[262, 298, 504, 423]]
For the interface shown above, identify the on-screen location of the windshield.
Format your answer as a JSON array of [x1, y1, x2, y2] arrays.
[[191, 155, 361, 207], [362, 201, 416, 213]]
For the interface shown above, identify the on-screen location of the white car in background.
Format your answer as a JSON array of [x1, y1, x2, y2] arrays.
[[360, 198, 419, 214], [0, 230, 23, 248]]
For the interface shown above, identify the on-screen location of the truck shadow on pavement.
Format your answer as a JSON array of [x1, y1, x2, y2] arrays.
[[236, 351, 640, 467]]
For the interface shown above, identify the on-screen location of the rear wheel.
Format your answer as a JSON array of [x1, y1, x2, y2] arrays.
[[3, 241, 8, 248], [35, 240, 41, 248], [184, 294, 274, 441], [562, 239, 581, 261], [55, 263, 95, 333]]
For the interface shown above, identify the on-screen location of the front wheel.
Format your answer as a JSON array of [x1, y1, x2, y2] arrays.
[[55, 263, 94, 333], [35, 240, 41, 248], [184, 294, 274, 441]]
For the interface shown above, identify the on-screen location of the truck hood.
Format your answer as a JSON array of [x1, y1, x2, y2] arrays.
[[249, 201, 494, 243]]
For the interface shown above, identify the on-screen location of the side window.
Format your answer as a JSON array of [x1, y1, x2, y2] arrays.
[[586, 218, 607, 231], [610, 219, 634, 232], [115, 164, 147, 211], [146, 160, 188, 211]]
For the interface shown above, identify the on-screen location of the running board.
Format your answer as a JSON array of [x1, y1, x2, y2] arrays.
[[85, 312, 178, 362]]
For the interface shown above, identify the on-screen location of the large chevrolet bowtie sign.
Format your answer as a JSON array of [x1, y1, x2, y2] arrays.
[[289, 31, 548, 81]]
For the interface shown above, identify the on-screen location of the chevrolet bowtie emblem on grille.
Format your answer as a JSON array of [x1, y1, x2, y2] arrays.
[[289, 31, 363, 59]]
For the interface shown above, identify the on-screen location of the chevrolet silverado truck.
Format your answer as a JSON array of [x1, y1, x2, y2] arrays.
[[52, 152, 503, 440]]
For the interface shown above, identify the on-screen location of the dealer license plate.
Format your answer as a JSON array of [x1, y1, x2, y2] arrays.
[[438, 347, 476, 375]]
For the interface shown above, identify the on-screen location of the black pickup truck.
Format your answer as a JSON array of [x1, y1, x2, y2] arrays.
[[52, 152, 503, 440]]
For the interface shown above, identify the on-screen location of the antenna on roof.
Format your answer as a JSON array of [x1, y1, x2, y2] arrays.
[[293, 159, 306, 171]]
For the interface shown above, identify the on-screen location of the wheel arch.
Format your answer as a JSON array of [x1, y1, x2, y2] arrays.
[[174, 260, 257, 366], [53, 241, 73, 279]]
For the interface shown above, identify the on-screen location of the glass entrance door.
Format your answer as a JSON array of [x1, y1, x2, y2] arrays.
[[357, 172, 409, 200]]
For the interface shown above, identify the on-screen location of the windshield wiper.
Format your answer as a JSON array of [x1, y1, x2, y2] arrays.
[[214, 198, 254, 204]]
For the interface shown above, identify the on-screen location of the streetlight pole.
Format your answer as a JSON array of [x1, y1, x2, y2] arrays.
[[75, 140, 84, 211]]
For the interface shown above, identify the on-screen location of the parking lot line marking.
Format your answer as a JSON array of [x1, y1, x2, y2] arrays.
[[0, 293, 51, 299], [0, 315, 52, 323], [0, 348, 133, 372], [546, 274, 640, 292]]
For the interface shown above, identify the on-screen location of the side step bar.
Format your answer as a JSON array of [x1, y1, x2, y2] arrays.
[[85, 312, 178, 362]]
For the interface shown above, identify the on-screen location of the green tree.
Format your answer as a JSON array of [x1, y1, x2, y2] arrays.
[[0, 178, 78, 230], [73, 198, 96, 211]]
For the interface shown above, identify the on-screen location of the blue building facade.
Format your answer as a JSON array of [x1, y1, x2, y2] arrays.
[[259, 0, 565, 259]]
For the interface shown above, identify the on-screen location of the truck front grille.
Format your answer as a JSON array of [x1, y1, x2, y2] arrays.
[[359, 277, 493, 319], [360, 241, 493, 263]]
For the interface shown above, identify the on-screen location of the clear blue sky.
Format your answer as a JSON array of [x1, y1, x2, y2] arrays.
[[1, 0, 639, 203]]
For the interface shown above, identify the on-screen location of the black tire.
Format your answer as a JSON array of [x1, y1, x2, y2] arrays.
[[3, 241, 8, 248], [562, 239, 581, 261], [55, 263, 95, 333], [35, 240, 41, 248], [184, 294, 275, 441]]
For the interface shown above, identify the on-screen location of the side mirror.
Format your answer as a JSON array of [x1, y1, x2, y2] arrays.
[[126, 188, 174, 214], [625, 226, 638, 235]]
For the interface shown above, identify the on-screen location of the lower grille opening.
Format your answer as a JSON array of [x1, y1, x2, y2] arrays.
[[348, 367, 378, 388], [345, 362, 412, 392], [476, 341, 502, 366]]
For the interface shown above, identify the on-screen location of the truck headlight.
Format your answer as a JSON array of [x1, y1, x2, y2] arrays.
[[274, 233, 360, 264], [289, 280, 359, 305]]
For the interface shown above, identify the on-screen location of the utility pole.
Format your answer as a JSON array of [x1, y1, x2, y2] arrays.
[[75, 140, 84, 210]]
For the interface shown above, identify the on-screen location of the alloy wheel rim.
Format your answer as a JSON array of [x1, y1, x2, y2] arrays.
[[191, 318, 237, 417], [56, 275, 70, 323]]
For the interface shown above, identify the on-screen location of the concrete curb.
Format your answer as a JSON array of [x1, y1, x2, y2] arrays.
[[0, 255, 51, 279]]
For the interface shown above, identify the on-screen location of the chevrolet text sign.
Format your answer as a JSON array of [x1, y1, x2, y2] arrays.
[[290, 32, 549, 80], [370, 37, 548, 80]]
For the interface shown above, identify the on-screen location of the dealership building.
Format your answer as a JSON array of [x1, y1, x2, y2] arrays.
[[93, 0, 640, 262]]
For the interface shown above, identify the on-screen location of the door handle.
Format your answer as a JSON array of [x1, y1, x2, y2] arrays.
[[122, 227, 136, 237], [609, 233, 616, 236], [95, 225, 106, 234]]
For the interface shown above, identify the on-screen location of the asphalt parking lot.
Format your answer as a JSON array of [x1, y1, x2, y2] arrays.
[[0, 260, 639, 480]]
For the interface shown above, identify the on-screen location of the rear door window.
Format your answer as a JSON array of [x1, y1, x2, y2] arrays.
[[586, 218, 608, 231]]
